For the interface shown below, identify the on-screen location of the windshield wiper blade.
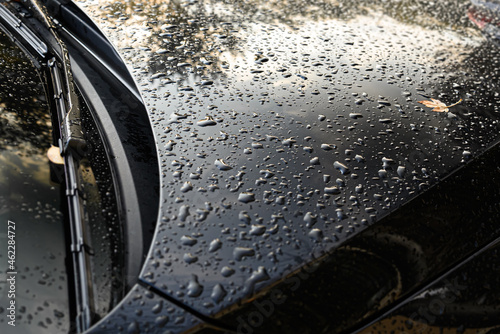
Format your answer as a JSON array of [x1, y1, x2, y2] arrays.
[[0, 3, 48, 57]]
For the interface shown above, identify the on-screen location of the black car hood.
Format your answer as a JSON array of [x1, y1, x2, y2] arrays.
[[75, 0, 500, 321]]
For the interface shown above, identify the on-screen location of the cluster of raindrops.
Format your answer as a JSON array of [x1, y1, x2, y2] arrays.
[[77, 0, 500, 317], [89, 285, 202, 334]]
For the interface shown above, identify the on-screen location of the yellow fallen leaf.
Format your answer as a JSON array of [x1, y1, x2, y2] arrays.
[[47, 145, 64, 165], [418, 98, 462, 112]]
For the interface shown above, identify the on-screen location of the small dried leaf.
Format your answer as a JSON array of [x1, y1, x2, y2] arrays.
[[47, 145, 64, 165], [418, 98, 462, 112]]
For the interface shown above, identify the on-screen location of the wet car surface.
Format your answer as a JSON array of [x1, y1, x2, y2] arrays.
[[76, 0, 500, 313], [2, 0, 500, 333]]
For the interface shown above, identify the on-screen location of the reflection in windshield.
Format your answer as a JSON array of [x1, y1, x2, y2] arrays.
[[0, 30, 69, 334]]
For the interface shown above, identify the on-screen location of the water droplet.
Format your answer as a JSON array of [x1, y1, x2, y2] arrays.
[[53, 310, 64, 318], [324, 186, 340, 194], [209, 239, 222, 252], [215, 159, 233, 170], [251, 142, 264, 149], [304, 212, 317, 227], [282, 137, 296, 147], [233, 247, 255, 261], [355, 155, 365, 163], [321, 143, 336, 150], [397, 166, 406, 178], [249, 225, 266, 236], [197, 116, 217, 127], [152, 300, 163, 314], [336, 209, 346, 220], [382, 157, 395, 169], [336, 178, 345, 187], [184, 253, 198, 264], [187, 275, 203, 297], [239, 211, 251, 224], [181, 235, 197, 246], [179, 205, 190, 222], [221, 266, 235, 277], [333, 161, 350, 175], [260, 169, 275, 178], [310, 157, 320, 165], [243, 266, 270, 295], [155, 315, 169, 327], [151, 72, 166, 79], [181, 182, 193, 192], [238, 192, 255, 203], [165, 140, 176, 151], [378, 169, 388, 178], [211, 284, 227, 304], [304, 146, 314, 153], [128, 321, 140, 334], [308, 228, 323, 242]]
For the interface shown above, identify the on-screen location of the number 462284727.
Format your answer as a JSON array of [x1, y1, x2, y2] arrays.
[[7, 220, 15, 271]]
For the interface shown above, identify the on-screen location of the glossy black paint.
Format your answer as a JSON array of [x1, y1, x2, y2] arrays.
[[86, 284, 206, 334], [3, 0, 500, 333], [73, 0, 500, 324], [212, 136, 500, 333], [362, 239, 500, 333]]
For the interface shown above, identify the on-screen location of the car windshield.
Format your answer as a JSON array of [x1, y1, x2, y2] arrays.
[[0, 30, 70, 333]]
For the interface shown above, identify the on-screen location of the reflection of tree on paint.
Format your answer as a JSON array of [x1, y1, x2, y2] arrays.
[[0, 31, 51, 154], [81, 0, 479, 83], [82, 0, 240, 78], [89, 0, 476, 34]]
